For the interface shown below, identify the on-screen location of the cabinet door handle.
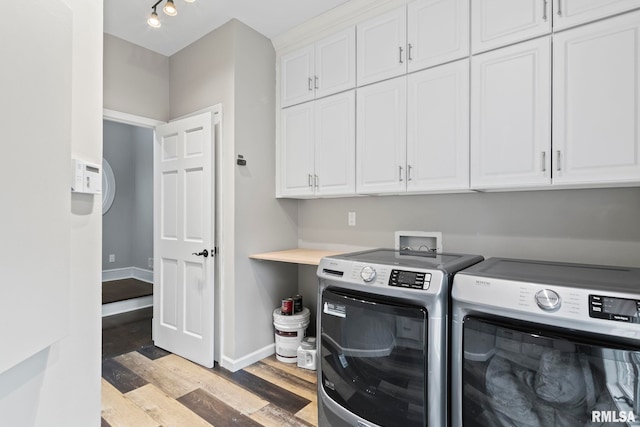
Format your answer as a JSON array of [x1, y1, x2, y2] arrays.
[[308, 174, 313, 187], [542, 0, 548, 21], [541, 152, 546, 172], [314, 174, 319, 189], [314, 76, 319, 90], [399, 165, 404, 182], [407, 43, 413, 62], [557, 0, 562, 16], [556, 151, 562, 171], [308, 77, 313, 91], [399, 46, 404, 64], [407, 165, 413, 181]]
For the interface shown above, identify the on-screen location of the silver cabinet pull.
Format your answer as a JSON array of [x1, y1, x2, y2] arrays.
[[543, 0, 548, 21], [407, 165, 413, 181], [407, 43, 413, 62], [399, 165, 404, 181], [308, 77, 313, 91], [314, 174, 319, 189], [541, 152, 547, 172], [557, 0, 562, 16], [556, 151, 562, 171], [399, 46, 404, 64], [308, 174, 313, 187], [314, 76, 319, 90]]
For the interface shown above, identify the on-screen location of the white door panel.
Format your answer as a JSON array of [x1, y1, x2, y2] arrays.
[[357, 77, 407, 194], [280, 103, 315, 196], [154, 111, 215, 368], [553, 11, 640, 184], [471, 37, 551, 189], [553, 0, 640, 30]]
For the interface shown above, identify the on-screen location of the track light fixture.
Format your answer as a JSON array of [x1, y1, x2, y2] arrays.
[[148, 0, 195, 28]]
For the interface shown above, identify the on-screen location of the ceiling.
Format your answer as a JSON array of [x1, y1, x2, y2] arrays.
[[104, 0, 352, 56]]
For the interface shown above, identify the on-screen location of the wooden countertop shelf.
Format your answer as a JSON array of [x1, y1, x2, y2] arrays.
[[249, 248, 344, 266]]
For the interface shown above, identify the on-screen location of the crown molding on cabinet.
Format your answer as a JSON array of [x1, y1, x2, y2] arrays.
[[272, 0, 411, 54]]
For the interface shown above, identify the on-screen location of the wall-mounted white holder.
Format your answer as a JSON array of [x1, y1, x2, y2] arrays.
[[395, 231, 443, 253], [71, 159, 101, 194]]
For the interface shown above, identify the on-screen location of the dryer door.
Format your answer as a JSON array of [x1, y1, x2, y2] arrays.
[[320, 288, 428, 427], [461, 316, 640, 427]]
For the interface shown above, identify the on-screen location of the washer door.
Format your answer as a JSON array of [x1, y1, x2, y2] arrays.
[[320, 288, 428, 427]]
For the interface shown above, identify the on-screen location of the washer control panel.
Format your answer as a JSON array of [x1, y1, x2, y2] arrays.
[[589, 294, 640, 323], [360, 266, 377, 283], [389, 269, 431, 290]]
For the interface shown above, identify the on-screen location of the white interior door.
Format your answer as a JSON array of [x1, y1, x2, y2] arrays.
[[153, 111, 215, 368]]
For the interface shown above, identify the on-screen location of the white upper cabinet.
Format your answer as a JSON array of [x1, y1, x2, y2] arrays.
[[552, 11, 640, 185], [553, 0, 640, 31], [471, 0, 551, 54], [280, 102, 315, 196], [314, 91, 356, 196], [408, 0, 470, 72], [279, 91, 356, 197], [357, 77, 407, 194], [280, 27, 355, 107], [357, 0, 470, 86], [471, 37, 551, 189], [357, 7, 407, 86], [407, 59, 470, 192]]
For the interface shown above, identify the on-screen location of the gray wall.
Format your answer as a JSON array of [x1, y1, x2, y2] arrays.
[[170, 19, 298, 364], [297, 188, 640, 332], [103, 120, 153, 272], [104, 34, 170, 122]]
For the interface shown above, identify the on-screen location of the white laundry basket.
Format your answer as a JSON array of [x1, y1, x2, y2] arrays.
[[273, 307, 310, 363]]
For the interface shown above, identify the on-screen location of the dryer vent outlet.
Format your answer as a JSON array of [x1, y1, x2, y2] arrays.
[[395, 231, 442, 253]]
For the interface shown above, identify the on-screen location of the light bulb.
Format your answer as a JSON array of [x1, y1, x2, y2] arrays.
[[147, 9, 161, 28], [163, 0, 177, 16]]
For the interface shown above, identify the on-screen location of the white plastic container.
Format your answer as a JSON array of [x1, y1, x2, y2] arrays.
[[297, 336, 317, 370], [273, 307, 310, 363]]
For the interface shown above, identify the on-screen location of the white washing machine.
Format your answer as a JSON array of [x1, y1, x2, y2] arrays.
[[452, 257, 640, 427], [317, 249, 483, 427]]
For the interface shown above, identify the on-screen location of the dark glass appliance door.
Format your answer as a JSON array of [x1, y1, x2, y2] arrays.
[[320, 288, 427, 427], [462, 316, 640, 427]]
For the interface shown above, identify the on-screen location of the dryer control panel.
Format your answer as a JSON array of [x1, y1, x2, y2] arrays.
[[589, 294, 640, 323], [389, 269, 431, 290]]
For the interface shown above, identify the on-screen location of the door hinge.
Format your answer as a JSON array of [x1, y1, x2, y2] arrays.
[[211, 247, 218, 256]]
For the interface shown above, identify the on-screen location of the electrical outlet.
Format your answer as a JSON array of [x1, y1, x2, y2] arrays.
[[348, 211, 356, 226], [109, 254, 115, 263], [148, 257, 154, 268]]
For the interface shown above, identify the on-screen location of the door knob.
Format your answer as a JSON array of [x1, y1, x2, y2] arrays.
[[192, 249, 209, 258]]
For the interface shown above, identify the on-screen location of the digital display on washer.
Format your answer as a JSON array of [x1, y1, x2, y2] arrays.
[[389, 270, 431, 290], [589, 294, 640, 323]]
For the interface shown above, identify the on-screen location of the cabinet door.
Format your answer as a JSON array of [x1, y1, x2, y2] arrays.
[[553, 11, 640, 185], [315, 91, 356, 196], [471, 0, 551, 54], [553, 0, 640, 31], [315, 28, 356, 99], [281, 45, 315, 108], [408, 0, 470, 72], [357, 7, 407, 87], [471, 37, 551, 189], [280, 103, 315, 196], [357, 77, 407, 194], [407, 59, 470, 192]]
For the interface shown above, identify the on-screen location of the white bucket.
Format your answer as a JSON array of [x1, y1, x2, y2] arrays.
[[273, 307, 310, 363]]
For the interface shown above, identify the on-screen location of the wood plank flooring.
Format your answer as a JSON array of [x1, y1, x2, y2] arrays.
[[102, 309, 318, 427]]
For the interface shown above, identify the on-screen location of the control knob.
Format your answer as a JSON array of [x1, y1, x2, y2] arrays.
[[360, 266, 377, 283], [535, 289, 561, 311]]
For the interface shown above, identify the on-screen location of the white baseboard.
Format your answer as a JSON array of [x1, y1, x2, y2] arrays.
[[102, 295, 153, 317], [219, 343, 275, 372], [102, 267, 153, 283]]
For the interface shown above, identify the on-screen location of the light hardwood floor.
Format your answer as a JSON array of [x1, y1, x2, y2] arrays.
[[101, 346, 318, 427]]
